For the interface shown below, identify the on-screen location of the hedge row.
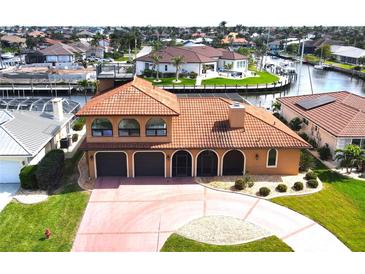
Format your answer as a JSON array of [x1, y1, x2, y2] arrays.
[[35, 149, 65, 192], [19, 165, 38, 190]]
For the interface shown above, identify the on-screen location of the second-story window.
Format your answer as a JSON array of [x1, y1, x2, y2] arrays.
[[91, 118, 113, 137], [146, 118, 167, 136], [119, 118, 140, 137]]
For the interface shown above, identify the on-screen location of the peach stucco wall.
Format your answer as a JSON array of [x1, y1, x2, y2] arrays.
[[85, 148, 300, 179]]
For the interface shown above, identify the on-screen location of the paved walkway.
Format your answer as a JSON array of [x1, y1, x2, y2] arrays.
[[0, 183, 19, 212], [72, 177, 349, 252]]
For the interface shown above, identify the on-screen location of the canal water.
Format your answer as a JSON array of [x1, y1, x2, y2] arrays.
[[242, 56, 365, 108]]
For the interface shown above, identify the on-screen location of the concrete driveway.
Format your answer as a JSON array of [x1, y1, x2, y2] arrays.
[[72, 177, 349, 252], [0, 184, 19, 212]]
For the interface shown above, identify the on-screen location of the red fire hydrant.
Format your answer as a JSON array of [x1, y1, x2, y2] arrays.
[[44, 228, 51, 239]]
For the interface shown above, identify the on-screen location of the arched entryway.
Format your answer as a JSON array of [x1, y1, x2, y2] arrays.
[[171, 150, 192, 177], [222, 150, 245, 176], [197, 150, 218, 177]]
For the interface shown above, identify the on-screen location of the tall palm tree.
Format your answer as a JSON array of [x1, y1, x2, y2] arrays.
[[151, 54, 162, 82], [335, 144, 364, 173], [171, 56, 185, 83]]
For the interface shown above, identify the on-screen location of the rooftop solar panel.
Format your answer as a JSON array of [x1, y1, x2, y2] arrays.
[[296, 95, 336, 110]]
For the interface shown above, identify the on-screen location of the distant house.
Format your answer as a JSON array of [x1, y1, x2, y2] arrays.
[[27, 31, 46, 38], [135, 45, 248, 76], [76, 30, 95, 38], [221, 32, 248, 48], [0, 98, 76, 184], [278, 91, 365, 158], [330, 45, 365, 65], [86, 46, 104, 59], [0, 35, 26, 48], [300, 37, 343, 54], [40, 43, 81, 63], [22, 49, 45, 64], [268, 40, 283, 54]]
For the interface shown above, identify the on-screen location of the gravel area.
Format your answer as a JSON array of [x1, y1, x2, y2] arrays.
[[197, 174, 322, 199], [14, 189, 48, 204], [176, 215, 271, 245]]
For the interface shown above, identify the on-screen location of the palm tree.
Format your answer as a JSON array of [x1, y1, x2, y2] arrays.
[[171, 56, 184, 83], [151, 54, 162, 82], [335, 144, 364, 173]]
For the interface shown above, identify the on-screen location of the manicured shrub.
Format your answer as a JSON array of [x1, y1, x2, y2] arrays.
[[276, 184, 287, 193], [248, 181, 254, 188], [298, 132, 309, 142], [72, 118, 85, 131], [293, 182, 304, 191], [259, 187, 271, 197], [35, 149, 65, 192], [234, 179, 247, 190], [289, 117, 302, 131], [317, 145, 332, 161], [189, 71, 198, 79], [19, 165, 38, 190], [308, 138, 318, 149], [299, 150, 315, 172], [305, 171, 317, 180], [307, 179, 319, 188], [72, 133, 79, 142]]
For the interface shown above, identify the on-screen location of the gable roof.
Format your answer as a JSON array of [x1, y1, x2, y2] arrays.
[[278, 91, 365, 137], [77, 77, 180, 116]]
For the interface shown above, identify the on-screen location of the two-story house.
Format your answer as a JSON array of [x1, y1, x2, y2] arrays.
[[77, 77, 309, 179]]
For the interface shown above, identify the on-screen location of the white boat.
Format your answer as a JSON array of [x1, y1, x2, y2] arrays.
[[314, 64, 324, 70]]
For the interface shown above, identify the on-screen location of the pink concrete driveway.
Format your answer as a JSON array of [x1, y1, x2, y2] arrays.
[[72, 177, 349, 252]]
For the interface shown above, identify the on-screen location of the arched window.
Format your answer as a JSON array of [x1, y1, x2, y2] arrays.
[[267, 149, 278, 167], [146, 118, 167, 136], [91, 118, 113, 137], [119, 119, 140, 137]]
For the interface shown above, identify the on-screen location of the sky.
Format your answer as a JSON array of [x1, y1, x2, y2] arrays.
[[0, 0, 364, 26]]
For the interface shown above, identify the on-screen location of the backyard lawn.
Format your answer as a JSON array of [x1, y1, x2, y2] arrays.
[[145, 77, 196, 86], [161, 234, 293, 252], [272, 150, 365, 251], [0, 152, 90, 252], [201, 71, 279, 86]]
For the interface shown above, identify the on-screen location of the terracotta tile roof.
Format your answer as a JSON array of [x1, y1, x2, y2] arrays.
[[278, 91, 365, 137], [80, 82, 309, 150], [136, 45, 245, 63], [77, 77, 180, 116]]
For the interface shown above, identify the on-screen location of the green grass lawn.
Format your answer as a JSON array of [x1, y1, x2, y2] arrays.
[[272, 150, 365, 251], [324, 60, 355, 70], [0, 152, 90, 252], [160, 234, 293, 252], [114, 56, 130, 62], [145, 77, 197, 86], [201, 71, 279, 86]]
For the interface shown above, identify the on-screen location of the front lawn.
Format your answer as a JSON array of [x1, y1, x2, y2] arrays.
[[0, 152, 90, 252], [201, 71, 279, 86], [161, 234, 293, 252], [324, 61, 355, 70], [272, 150, 365, 251], [145, 77, 196, 86]]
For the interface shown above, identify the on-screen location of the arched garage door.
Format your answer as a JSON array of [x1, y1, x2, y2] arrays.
[[197, 150, 218, 177], [134, 152, 165, 177], [96, 152, 127, 177], [222, 150, 245, 175]]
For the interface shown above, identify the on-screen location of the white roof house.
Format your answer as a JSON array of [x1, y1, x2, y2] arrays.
[[330, 45, 365, 64], [0, 98, 74, 183]]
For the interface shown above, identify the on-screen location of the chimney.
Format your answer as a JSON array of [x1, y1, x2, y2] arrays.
[[229, 102, 245, 128], [51, 98, 64, 121]]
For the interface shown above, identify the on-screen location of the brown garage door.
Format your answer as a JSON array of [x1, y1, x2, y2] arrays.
[[134, 152, 165, 177], [96, 152, 127, 177]]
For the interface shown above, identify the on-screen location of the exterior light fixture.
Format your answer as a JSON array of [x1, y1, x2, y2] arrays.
[[90, 155, 94, 160], [255, 154, 259, 160]]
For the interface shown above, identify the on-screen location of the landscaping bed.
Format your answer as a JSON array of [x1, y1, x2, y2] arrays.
[[161, 234, 293, 252], [272, 150, 365, 251], [196, 173, 322, 199], [145, 77, 196, 86], [0, 152, 90, 251]]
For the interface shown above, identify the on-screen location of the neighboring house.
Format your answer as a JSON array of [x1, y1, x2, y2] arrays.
[[0, 35, 26, 48], [40, 43, 81, 63], [278, 91, 365, 158], [268, 40, 283, 54], [136, 46, 152, 59], [135, 45, 248, 76], [76, 30, 95, 38], [77, 77, 309, 179], [27, 31, 46, 38], [0, 98, 75, 184], [221, 32, 248, 48], [22, 49, 45, 64], [86, 46, 104, 59], [330, 45, 365, 65]]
